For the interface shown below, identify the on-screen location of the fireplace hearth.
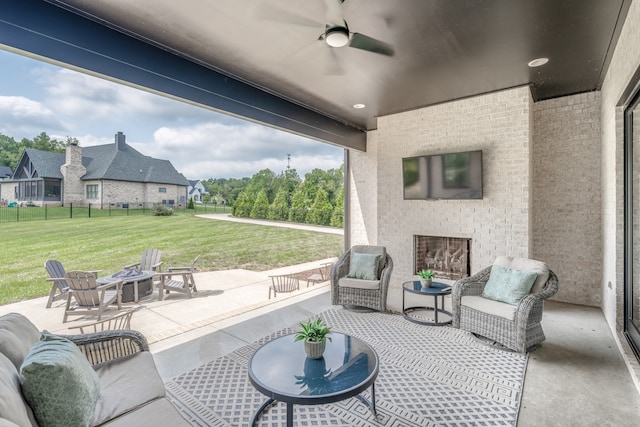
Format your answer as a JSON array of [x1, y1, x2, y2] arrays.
[[414, 235, 471, 280]]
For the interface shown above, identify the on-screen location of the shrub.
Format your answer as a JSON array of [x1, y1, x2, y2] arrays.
[[188, 197, 195, 209], [153, 204, 173, 216]]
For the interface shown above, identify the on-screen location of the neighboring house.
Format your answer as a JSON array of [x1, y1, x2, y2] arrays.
[[187, 180, 209, 203], [0, 132, 189, 208], [0, 166, 12, 180]]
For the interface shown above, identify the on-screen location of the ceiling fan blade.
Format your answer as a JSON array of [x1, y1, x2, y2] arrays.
[[349, 32, 394, 56], [324, 47, 344, 75], [256, 4, 323, 28]]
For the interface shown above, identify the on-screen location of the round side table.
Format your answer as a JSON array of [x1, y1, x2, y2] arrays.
[[402, 280, 452, 326]]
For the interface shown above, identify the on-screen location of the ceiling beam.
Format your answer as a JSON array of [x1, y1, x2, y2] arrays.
[[0, 0, 366, 151]]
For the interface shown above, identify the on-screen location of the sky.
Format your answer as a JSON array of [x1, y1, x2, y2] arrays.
[[0, 49, 344, 180]]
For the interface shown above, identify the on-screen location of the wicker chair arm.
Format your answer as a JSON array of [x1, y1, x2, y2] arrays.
[[330, 250, 351, 305], [451, 266, 492, 328], [64, 330, 149, 366]]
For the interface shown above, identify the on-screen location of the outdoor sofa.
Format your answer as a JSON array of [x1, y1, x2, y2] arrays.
[[0, 312, 189, 426]]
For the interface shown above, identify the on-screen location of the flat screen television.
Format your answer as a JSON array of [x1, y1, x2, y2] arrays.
[[402, 150, 483, 200]]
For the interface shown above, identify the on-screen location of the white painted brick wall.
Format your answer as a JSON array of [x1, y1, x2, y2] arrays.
[[532, 92, 602, 307], [352, 86, 533, 312]]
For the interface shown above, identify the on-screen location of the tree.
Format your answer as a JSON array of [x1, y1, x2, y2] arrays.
[[246, 169, 276, 202], [330, 186, 344, 227], [188, 197, 195, 209], [288, 188, 308, 223], [250, 189, 269, 219], [307, 188, 333, 225], [268, 188, 289, 221], [233, 191, 254, 217]]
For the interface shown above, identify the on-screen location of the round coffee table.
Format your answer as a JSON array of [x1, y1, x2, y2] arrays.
[[402, 280, 452, 326], [248, 332, 378, 427]]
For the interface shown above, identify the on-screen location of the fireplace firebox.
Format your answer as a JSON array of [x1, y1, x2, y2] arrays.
[[414, 235, 471, 280]]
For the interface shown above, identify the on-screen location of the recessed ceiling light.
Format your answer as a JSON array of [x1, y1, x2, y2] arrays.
[[353, 103, 366, 109], [528, 57, 549, 68]]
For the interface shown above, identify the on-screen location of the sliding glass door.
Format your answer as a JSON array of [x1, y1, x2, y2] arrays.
[[625, 86, 640, 356]]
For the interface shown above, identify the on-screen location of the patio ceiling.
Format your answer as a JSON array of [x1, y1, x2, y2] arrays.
[[0, 0, 631, 150]]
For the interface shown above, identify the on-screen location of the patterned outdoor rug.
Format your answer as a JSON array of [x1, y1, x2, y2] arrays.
[[165, 308, 528, 426]]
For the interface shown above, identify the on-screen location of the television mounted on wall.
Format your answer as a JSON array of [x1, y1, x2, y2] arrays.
[[402, 150, 483, 200]]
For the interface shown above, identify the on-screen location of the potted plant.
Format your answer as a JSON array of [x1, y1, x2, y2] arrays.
[[295, 318, 332, 359], [417, 269, 435, 287]]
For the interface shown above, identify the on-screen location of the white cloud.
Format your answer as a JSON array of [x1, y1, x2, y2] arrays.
[[149, 122, 343, 179], [0, 95, 70, 137]]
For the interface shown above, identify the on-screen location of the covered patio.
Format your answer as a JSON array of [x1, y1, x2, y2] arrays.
[[0, 262, 637, 425], [2, 0, 640, 424]]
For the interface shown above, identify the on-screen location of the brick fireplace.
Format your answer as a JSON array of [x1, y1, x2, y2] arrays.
[[414, 235, 471, 280]]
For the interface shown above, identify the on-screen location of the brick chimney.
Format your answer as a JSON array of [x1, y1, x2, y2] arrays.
[[115, 131, 126, 151], [60, 142, 86, 205]]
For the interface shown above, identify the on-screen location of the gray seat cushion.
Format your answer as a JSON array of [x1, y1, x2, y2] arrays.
[[92, 351, 166, 426], [99, 398, 190, 426], [338, 277, 381, 290]]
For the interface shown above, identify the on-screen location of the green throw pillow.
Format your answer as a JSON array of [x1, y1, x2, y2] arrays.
[[347, 252, 381, 280], [20, 332, 100, 427], [482, 265, 538, 305]]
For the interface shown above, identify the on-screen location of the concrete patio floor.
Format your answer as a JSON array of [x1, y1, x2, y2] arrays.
[[1, 262, 640, 425]]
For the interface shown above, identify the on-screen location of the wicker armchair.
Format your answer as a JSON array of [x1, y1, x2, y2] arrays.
[[451, 256, 559, 353], [331, 245, 393, 312], [64, 329, 149, 366]]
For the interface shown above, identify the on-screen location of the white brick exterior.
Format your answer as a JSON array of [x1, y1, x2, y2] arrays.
[[353, 86, 533, 313], [532, 93, 602, 307]]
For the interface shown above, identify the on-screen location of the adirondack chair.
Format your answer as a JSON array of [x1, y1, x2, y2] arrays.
[[124, 248, 163, 272], [45, 260, 103, 308], [44, 260, 68, 308], [62, 270, 123, 323]]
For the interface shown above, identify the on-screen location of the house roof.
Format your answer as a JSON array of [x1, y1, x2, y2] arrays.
[[17, 141, 188, 186], [81, 143, 188, 186], [0, 166, 13, 178], [21, 149, 66, 179]]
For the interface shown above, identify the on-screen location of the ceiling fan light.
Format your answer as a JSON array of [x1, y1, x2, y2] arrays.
[[325, 27, 349, 47]]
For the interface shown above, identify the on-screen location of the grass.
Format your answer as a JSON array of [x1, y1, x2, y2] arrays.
[[0, 214, 343, 305]]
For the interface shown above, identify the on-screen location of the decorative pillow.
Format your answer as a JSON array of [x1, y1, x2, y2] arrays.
[[347, 253, 382, 280], [20, 332, 100, 427], [482, 265, 538, 305]]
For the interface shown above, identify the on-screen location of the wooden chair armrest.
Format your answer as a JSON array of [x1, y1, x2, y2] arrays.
[[124, 262, 140, 269], [167, 266, 192, 272], [95, 280, 123, 291]]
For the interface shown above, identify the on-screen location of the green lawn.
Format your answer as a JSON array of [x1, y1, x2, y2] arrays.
[[0, 215, 344, 305]]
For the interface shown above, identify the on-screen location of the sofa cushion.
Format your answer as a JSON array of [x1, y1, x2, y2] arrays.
[[0, 353, 37, 427], [338, 277, 381, 290], [99, 398, 190, 426], [482, 265, 538, 305], [0, 313, 41, 370], [20, 331, 100, 427], [493, 256, 549, 294], [92, 351, 166, 426], [347, 252, 381, 280], [461, 295, 518, 320]]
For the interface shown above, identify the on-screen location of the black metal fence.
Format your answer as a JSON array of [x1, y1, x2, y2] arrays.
[[0, 202, 232, 223]]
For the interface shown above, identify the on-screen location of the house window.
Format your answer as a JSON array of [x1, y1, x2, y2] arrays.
[[159, 187, 166, 193], [86, 184, 98, 199]]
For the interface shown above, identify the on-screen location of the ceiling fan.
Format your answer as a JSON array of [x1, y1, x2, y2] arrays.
[[320, 20, 394, 56], [257, 1, 394, 57]]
